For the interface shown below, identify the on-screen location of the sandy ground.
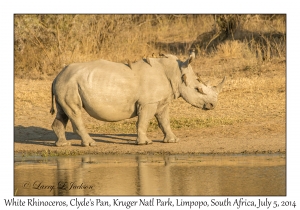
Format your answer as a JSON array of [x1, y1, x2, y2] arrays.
[[14, 78, 285, 156], [14, 121, 285, 155]]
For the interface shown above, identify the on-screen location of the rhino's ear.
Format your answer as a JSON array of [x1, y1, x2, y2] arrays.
[[188, 56, 193, 64], [188, 51, 195, 64], [182, 51, 195, 68]]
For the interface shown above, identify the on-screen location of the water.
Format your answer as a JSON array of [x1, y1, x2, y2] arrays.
[[14, 154, 285, 196]]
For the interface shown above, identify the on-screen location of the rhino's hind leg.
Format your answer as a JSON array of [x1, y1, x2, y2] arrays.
[[67, 108, 96, 147], [135, 103, 158, 145], [52, 103, 71, 147], [155, 103, 179, 143], [59, 93, 96, 147], [69, 117, 96, 147]]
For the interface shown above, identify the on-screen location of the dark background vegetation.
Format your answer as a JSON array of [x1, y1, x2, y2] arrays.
[[14, 14, 285, 79]]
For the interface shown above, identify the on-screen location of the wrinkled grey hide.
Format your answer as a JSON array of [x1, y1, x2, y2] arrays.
[[50, 54, 226, 146]]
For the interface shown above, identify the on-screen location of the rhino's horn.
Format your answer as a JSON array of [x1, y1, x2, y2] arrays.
[[216, 76, 226, 93], [196, 73, 207, 86]]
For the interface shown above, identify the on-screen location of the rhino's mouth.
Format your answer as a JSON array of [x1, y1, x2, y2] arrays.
[[203, 103, 215, 110]]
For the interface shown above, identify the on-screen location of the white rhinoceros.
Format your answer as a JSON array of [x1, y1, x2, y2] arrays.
[[50, 53, 226, 147]]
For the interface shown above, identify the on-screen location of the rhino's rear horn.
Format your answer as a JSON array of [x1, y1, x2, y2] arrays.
[[196, 76, 207, 86]]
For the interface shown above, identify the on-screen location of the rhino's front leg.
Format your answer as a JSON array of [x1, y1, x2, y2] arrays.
[[135, 103, 157, 145], [155, 103, 179, 143]]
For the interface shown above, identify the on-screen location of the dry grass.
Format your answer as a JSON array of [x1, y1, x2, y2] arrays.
[[14, 15, 285, 78]]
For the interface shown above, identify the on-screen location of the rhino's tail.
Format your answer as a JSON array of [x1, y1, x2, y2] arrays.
[[50, 65, 69, 115], [50, 79, 56, 115]]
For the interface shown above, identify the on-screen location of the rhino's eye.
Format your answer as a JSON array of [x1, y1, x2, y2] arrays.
[[195, 87, 206, 95]]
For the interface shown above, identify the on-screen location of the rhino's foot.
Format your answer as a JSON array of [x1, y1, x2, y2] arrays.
[[56, 139, 71, 147], [81, 140, 97, 147], [135, 138, 153, 145], [163, 136, 179, 143]]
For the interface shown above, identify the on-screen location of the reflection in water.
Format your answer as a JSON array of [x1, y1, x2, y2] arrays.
[[14, 154, 285, 196]]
